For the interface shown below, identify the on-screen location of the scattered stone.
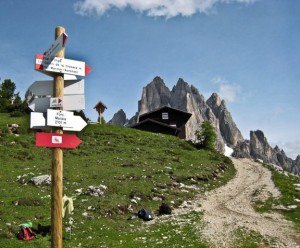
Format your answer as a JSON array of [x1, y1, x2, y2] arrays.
[[82, 212, 89, 217], [30, 175, 51, 186], [75, 188, 83, 194], [84, 185, 107, 197]]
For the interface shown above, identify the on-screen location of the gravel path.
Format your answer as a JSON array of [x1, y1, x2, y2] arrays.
[[149, 158, 299, 247], [199, 158, 299, 247]]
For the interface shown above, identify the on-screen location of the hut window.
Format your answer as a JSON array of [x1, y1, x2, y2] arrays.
[[162, 112, 169, 120]]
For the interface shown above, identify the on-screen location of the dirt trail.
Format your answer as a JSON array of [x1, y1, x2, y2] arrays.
[[149, 158, 299, 247], [199, 158, 299, 247]]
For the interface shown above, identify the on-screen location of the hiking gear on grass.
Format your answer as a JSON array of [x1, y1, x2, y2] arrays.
[[16, 227, 36, 240]]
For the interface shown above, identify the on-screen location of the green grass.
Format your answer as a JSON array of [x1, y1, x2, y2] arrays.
[[270, 168, 300, 231], [1, 112, 299, 247], [0, 113, 234, 247], [253, 163, 300, 232], [231, 228, 270, 248]]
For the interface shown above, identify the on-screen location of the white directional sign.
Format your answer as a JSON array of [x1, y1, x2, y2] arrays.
[[63, 115, 87, 132], [35, 54, 91, 77], [47, 109, 74, 128], [30, 112, 46, 129], [28, 79, 85, 96], [43, 32, 68, 60], [29, 94, 85, 112], [30, 112, 86, 131]]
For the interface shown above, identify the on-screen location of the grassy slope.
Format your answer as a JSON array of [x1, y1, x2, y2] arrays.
[[2, 113, 299, 247], [0, 113, 234, 247], [255, 163, 300, 232]]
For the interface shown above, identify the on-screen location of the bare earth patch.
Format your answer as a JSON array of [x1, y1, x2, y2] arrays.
[[199, 158, 299, 247]]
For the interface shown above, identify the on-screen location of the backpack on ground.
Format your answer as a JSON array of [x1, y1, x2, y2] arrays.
[[158, 203, 172, 215], [16, 227, 36, 241], [137, 208, 153, 221]]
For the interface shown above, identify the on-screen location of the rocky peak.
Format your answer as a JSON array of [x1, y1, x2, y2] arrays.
[[152, 76, 165, 88], [250, 130, 275, 162], [207, 93, 244, 147], [138, 76, 171, 115], [207, 93, 222, 107], [133, 77, 244, 151], [108, 109, 127, 126], [232, 129, 299, 175], [109, 76, 300, 175]]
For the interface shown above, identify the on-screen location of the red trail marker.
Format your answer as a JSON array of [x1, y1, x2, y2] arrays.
[[36, 132, 81, 149]]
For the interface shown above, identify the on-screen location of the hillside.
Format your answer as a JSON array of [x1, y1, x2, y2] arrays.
[[0, 113, 235, 247], [1, 113, 300, 247]]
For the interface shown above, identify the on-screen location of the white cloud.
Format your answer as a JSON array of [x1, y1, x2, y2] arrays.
[[212, 76, 241, 103], [74, 0, 257, 18]]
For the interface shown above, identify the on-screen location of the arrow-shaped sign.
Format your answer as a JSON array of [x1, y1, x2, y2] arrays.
[[35, 54, 91, 77], [30, 112, 47, 129], [28, 94, 85, 112], [43, 32, 68, 60], [36, 132, 81, 149], [63, 115, 87, 132], [28, 79, 85, 97], [30, 112, 87, 131]]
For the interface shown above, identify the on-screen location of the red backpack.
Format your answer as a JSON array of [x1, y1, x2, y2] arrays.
[[16, 227, 36, 241]]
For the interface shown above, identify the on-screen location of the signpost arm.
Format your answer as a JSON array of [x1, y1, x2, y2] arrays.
[[52, 26, 65, 248]]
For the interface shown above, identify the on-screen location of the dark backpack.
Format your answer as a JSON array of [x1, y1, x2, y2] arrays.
[[159, 203, 172, 215], [16, 227, 36, 241], [137, 208, 153, 221]]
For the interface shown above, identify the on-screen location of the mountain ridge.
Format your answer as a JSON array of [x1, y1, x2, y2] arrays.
[[109, 76, 300, 175]]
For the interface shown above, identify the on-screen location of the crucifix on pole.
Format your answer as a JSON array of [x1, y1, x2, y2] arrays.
[[94, 101, 107, 124]]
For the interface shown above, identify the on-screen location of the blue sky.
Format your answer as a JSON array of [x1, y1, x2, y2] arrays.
[[0, 0, 299, 158]]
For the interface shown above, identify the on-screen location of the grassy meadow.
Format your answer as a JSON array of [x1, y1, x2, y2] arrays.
[[0, 113, 299, 247]]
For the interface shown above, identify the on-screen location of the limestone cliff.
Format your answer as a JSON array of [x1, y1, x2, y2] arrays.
[[131, 77, 243, 152], [233, 130, 300, 175], [108, 76, 300, 175]]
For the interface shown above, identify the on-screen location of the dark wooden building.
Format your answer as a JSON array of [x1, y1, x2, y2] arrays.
[[131, 106, 192, 139]]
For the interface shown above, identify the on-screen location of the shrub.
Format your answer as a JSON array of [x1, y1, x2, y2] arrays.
[[194, 121, 216, 150]]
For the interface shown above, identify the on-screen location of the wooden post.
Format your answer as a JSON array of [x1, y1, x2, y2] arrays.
[[51, 26, 65, 248]]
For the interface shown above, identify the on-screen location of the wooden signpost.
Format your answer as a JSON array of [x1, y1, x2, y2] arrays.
[[51, 26, 65, 248], [31, 26, 91, 248]]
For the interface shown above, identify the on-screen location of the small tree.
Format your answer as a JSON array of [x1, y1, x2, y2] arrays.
[[194, 121, 216, 150], [0, 79, 29, 114]]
